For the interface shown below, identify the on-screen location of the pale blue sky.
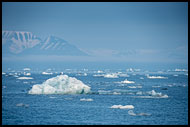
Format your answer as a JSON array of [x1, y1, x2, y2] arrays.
[[2, 2, 188, 64]]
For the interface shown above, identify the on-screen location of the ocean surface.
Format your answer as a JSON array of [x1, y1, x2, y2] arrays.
[[2, 69, 188, 125]]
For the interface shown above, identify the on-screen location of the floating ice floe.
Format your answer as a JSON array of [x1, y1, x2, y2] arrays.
[[128, 110, 151, 116], [173, 75, 178, 77], [136, 90, 168, 98], [98, 90, 112, 95], [97, 70, 103, 73], [23, 68, 31, 71], [80, 98, 93, 101], [17, 77, 33, 80], [2, 72, 6, 75], [42, 72, 53, 75], [76, 73, 87, 76], [140, 77, 144, 79], [112, 92, 121, 95], [16, 103, 29, 107], [147, 75, 168, 79], [28, 75, 91, 94], [49, 96, 57, 99], [126, 68, 134, 72], [128, 86, 142, 89], [93, 74, 104, 77], [116, 79, 135, 84], [175, 69, 188, 72], [8, 73, 14, 76], [104, 73, 118, 78], [110, 105, 134, 109], [118, 74, 130, 77], [24, 72, 31, 76], [136, 91, 143, 95]]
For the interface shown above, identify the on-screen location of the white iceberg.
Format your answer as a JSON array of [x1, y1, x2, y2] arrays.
[[2, 72, 6, 75], [16, 103, 29, 107], [80, 98, 93, 101], [112, 92, 121, 95], [119, 74, 130, 77], [23, 68, 31, 71], [110, 105, 134, 109], [175, 69, 187, 72], [104, 73, 118, 78], [28, 75, 91, 94], [147, 75, 167, 79], [128, 110, 151, 116], [116, 79, 135, 84], [97, 70, 103, 73], [42, 72, 53, 75], [17, 77, 33, 80], [93, 74, 104, 77], [24, 72, 31, 76], [136, 90, 168, 98], [128, 86, 142, 89]]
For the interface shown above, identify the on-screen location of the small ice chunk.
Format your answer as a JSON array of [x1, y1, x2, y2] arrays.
[[42, 72, 53, 75], [17, 77, 33, 80], [104, 73, 118, 78], [113, 92, 121, 95], [117, 79, 135, 84], [80, 98, 93, 101], [128, 110, 151, 116], [23, 68, 31, 71], [24, 72, 31, 76], [16, 103, 29, 107], [110, 105, 134, 109], [147, 75, 167, 79]]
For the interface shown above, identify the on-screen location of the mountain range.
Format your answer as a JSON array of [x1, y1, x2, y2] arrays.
[[2, 31, 88, 56]]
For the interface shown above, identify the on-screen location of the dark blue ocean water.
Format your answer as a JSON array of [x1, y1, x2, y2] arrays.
[[2, 70, 188, 125]]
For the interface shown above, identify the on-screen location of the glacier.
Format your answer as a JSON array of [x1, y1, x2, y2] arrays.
[[28, 75, 91, 94]]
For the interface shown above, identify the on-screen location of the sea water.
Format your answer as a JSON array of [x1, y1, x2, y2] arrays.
[[2, 69, 188, 125]]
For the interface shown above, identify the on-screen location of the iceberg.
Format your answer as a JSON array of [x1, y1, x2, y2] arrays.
[[175, 69, 187, 72], [80, 98, 93, 101], [42, 72, 53, 75], [147, 75, 167, 79], [28, 75, 91, 94], [16, 103, 29, 107], [128, 110, 151, 116], [93, 74, 104, 77], [104, 73, 118, 78], [24, 72, 31, 76], [128, 86, 142, 89], [116, 79, 135, 84], [17, 77, 33, 80], [118, 74, 130, 77], [110, 105, 134, 109], [23, 68, 31, 71], [97, 70, 103, 73]]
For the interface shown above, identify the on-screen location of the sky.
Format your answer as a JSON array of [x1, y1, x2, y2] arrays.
[[2, 2, 188, 67]]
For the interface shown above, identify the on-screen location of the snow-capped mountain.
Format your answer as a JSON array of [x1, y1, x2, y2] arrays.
[[2, 31, 41, 54], [2, 31, 88, 56]]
